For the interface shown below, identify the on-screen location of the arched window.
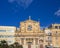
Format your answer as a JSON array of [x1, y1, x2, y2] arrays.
[[28, 25, 32, 31]]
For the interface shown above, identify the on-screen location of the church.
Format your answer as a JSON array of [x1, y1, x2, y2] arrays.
[[15, 16, 45, 48]]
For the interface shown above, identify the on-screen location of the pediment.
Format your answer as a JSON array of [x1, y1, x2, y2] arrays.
[[23, 20, 38, 23]]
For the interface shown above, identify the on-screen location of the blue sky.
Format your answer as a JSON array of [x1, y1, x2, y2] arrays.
[[0, 0, 60, 27]]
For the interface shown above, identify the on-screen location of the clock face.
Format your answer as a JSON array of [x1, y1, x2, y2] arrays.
[[28, 25, 32, 31]]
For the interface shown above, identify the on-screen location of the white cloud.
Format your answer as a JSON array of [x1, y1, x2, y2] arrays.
[[55, 9, 60, 16], [8, 0, 33, 9]]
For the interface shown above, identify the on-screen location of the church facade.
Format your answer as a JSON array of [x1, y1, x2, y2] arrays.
[[15, 18, 44, 48]]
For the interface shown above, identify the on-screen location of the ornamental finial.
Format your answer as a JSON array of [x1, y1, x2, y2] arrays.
[[29, 16, 31, 20]]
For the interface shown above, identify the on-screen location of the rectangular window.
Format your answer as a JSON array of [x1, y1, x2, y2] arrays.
[[55, 26, 58, 29], [7, 30, 14, 32], [0, 35, 4, 38], [0, 30, 6, 32], [0, 35, 14, 38], [0, 30, 14, 32], [7, 35, 14, 38]]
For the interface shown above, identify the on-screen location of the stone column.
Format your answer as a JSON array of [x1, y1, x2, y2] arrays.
[[33, 38, 35, 45], [20, 38, 22, 45], [24, 38, 26, 45], [38, 38, 39, 45]]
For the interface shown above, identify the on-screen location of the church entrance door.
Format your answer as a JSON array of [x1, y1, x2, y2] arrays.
[[28, 42, 32, 48], [40, 44, 43, 48]]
